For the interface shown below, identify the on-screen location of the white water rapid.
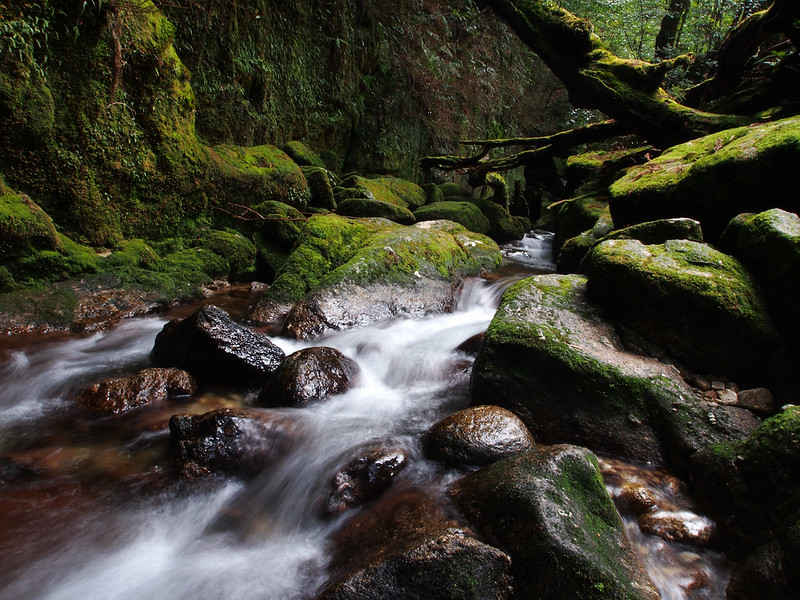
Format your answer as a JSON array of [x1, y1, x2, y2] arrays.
[[0, 234, 728, 600]]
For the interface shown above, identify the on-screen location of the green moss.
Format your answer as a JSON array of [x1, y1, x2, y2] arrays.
[[281, 140, 325, 168], [302, 166, 336, 210], [0, 194, 59, 258], [414, 201, 490, 235], [468, 198, 525, 242], [0, 286, 78, 327], [106, 239, 161, 269], [337, 197, 416, 225], [198, 229, 257, 278], [338, 176, 426, 210], [437, 182, 472, 199]]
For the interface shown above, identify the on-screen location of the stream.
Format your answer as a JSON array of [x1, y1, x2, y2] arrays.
[[0, 232, 728, 599]]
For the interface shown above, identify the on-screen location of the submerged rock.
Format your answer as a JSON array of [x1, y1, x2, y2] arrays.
[[151, 304, 285, 384], [451, 445, 660, 600], [471, 274, 760, 468], [426, 405, 535, 467], [77, 367, 196, 416], [169, 407, 305, 478], [258, 346, 360, 407], [583, 238, 778, 382]]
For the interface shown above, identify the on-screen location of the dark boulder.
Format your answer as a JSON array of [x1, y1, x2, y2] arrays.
[[325, 444, 409, 516], [151, 305, 285, 384], [426, 405, 535, 467], [77, 367, 196, 416], [258, 346, 360, 407], [317, 485, 512, 600], [169, 407, 305, 478], [451, 445, 660, 600]]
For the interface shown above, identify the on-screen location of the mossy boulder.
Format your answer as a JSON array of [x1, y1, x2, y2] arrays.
[[554, 186, 609, 251], [451, 445, 660, 600], [337, 197, 416, 225], [197, 230, 257, 279], [413, 201, 490, 235], [212, 144, 311, 211], [564, 146, 651, 194], [337, 176, 426, 210], [467, 198, 525, 243], [471, 274, 760, 469], [583, 239, 779, 381], [251, 214, 501, 337], [437, 182, 472, 200], [691, 406, 800, 598], [280, 140, 325, 168], [0, 194, 59, 259], [720, 209, 800, 340], [609, 116, 800, 240], [302, 166, 336, 210], [556, 207, 614, 274]]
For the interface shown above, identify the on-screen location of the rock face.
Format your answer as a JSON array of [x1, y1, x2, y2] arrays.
[[326, 445, 409, 516], [151, 305, 285, 384], [77, 368, 196, 416], [451, 445, 660, 600], [471, 274, 760, 468], [169, 408, 304, 478], [608, 116, 800, 240], [258, 346, 360, 407], [318, 485, 512, 600], [583, 239, 778, 382], [426, 405, 535, 467], [251, 214, 501, 337]]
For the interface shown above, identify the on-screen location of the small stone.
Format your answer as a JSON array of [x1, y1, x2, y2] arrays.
[[711, 381, 725, 390], [716, 388, 738, 405], [703, 390, 718, 401], [638, 510, 714, 546], [616, 483, 657, 516], [736, 387, 775, 414]]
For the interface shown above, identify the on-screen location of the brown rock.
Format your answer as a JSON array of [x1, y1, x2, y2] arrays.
[[736, 387, 775, 414], [616, 483, 658, 516], [638, 510, 714, 546], [77, 368, 197, 415], [326, 445, 409, 516]]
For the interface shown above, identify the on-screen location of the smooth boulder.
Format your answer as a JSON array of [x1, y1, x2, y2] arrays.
[[151, 305, 285, 384], [258, 346, 360, 407], [426, 405, 535, 467]]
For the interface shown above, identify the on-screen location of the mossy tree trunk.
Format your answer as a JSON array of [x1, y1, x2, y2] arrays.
[[482, 0, 754, 148]]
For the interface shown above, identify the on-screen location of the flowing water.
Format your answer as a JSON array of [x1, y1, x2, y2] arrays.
[[0, 234, 728, 600]]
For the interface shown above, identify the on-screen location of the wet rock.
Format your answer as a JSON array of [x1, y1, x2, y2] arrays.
[[169, 408, 305, 478], [455, 332, 483, 356], [77, 368, 196, 416], [736, 387, 775, 414], [471, 274, 759, 469], [151, 305, 285, 384], [326, 445, 410, 516], [616, 482, 658, 516], [426, 405, 535, 467], [257, 346, 360, 407], [725, 542, 791, 600], [583, 239, 778, 381], [638, 510, 714, 546], [319, 485, 511, 600], [282, 281, 456, 340], [716, 388, 738, 405], [451, 445, 660, 600]]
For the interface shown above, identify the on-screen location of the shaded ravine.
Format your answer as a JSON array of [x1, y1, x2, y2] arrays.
[[0, 232, 728, 600]]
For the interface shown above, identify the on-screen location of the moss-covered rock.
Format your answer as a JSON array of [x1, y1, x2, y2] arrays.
[[451, 445, 660, 600], [556, 207, 614, 274], [211, 144, 310, 211], [197, 230, 257, 279], [583, 239, 779, 381], [721, 209, 800, 341], [413, 201, 490, 235], [338, 176, 426, 210], [467, 198, 525, 243], [554, 185, 609, 251], [251, 214, 501, 336], [0, 193, 59, 259], [691, 406, 800, 598], [280, 140, 325, 168], [337, 197, 416, 225], [437, 182, 472, 200], [302, 166, 336, 210], [471, 274, 760, 469], [609, 116, 800, 240], [565, 146, 651, 194]]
